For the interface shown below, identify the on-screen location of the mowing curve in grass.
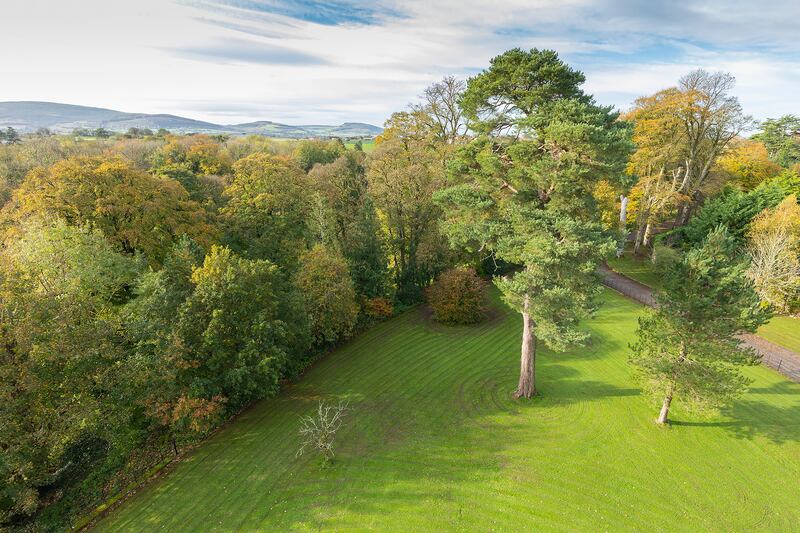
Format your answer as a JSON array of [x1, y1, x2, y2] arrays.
[[95, 290, 800, 532]]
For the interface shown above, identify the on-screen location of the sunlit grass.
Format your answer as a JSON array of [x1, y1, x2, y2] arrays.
[[96, 290, 800, 532]]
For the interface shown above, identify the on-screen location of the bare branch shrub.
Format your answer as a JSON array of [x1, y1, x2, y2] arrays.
[[296, 400, 349, 462]]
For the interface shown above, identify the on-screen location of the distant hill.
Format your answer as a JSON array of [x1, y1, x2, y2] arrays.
[[0, 101, 382, 138]]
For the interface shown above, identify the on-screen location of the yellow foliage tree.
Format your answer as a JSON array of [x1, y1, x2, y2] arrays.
[[747, 195, 800, 312], [717, 139, 782, 190], [4, 155, 216, 265], [623, 71, 750, 252]]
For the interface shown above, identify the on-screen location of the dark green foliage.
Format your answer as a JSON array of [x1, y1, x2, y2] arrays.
[[670, 181, 789, 248], [426, 267, 488, 324], [437, 48, 629, 344], [753, 115, 800, 168], [459, 48, 589, 136], [630, 227, 771, 421], [174, 246, 304, 409], [309, 152, 389, 299], [2, 127, 21, 144]]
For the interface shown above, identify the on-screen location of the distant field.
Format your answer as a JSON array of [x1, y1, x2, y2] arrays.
[[96, 290, 800, 531], [345, 139, 376, 152]]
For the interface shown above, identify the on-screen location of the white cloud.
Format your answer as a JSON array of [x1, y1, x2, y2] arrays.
[[0, 0, 797, 125]]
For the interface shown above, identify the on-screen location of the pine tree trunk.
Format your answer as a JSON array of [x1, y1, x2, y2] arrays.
[[657, 343, 685, 425], [515, 296, 537, 398]]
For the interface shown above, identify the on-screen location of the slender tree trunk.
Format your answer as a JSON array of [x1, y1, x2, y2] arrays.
[[657, 343, 686, 425], [674, 203, 691, 228], [656, 387, 673, 425], [642, 222, 653, 248], [619, 194, 629, 226], [616, 195, 629, 257], [515, 296, 537, 398], [633, 213, 649, 255], [171, 437, 179, 457], [633, 228, 643, 255]]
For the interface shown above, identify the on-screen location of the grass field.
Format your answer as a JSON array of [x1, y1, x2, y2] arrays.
[[95, 290, 800, 532], [345, 139, 376, 152], [607, 252, 664, 289], [758, 315, 800, 353]]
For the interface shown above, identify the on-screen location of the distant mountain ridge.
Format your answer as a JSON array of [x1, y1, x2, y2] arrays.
[[0, 101, 382, 138]]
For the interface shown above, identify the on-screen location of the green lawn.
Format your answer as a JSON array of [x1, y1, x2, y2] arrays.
[[96, 290, 800, 531], [758, 315, 800, 353], [607, 252, 664, 289]]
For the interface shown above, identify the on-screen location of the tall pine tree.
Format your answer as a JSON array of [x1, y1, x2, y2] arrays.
[[436, 49, 631, 397]]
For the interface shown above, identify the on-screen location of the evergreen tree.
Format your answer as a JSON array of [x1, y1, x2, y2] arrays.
[[4, 126, 21, 144], [436, 48, 630, 398], [630, 226, 770, 424]]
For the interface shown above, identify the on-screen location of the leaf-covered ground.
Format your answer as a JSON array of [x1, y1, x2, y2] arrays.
[[96, 290, 800, 531]]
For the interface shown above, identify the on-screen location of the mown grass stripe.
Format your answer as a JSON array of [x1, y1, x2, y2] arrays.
[[96, 290, 800, 532]]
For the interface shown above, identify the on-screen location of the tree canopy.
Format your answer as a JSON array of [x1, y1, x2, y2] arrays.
[[437, 48, 630, 397], [5, 155, 216, 265]]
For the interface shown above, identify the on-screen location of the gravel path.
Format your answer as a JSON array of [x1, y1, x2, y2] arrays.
[[599, 264, 800, 382]]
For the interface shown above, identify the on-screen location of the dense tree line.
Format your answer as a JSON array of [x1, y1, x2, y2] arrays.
[[0, 125, 447, 528]]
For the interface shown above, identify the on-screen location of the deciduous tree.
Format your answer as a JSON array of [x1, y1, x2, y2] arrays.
[[367, 111, 451, 303], [221, 153, 311, 267], [746, 195, 800, 312], [426, 267, 488, 324], [0, 218, 139, 521], [294, 244, 359, 344], [309, 152, 388, 299], [717, 139, 781, 190], [293, 139, 345, 172], [6, 155, 216, 265], [624, 70, 752, 239]]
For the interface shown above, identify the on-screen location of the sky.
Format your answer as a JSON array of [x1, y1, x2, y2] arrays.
[[1, 0, 798, 126]]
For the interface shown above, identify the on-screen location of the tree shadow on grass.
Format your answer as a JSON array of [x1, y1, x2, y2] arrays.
[[537, 363, 640, 402], [670, 397, 800, 444], [746, 380, 800, 396]]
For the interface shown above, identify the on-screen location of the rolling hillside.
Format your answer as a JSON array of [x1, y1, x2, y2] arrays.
[[0, 101, 382, 138]]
